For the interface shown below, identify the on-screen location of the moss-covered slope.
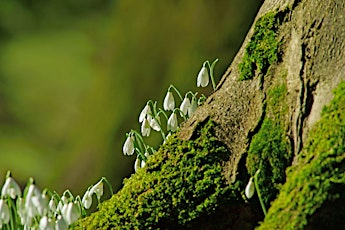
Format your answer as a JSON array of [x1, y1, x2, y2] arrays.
[[75, 120, 243, 229], [259, 82, 345, 229]]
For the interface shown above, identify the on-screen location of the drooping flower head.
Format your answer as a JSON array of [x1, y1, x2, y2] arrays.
[[141, 118, 151, 137], [81, 190, 92, 209], [188, 97, 198, 117], [163, 91, 175, 111], [167, 112, 178, 132], [197, 64, 210, 87], [139, 104, 151, 123], [245, 177, 255, 199], [89, 181, 104, 201], [134, 157, 141, 172], [123, 134, 135, 155], [61, 201, 80, 226], [0, 199, 10, 228], [1, 172, 22, 199], [180, 97, 191, 116], [149, 116, 161, 131]]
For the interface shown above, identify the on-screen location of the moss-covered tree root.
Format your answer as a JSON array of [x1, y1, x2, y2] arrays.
[[259, 82, 345, 229], [74, 120, 244, 229]]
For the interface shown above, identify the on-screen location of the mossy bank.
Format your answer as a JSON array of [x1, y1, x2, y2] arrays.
[[74, 120, 245, 229], [259, 82, 345, 229]]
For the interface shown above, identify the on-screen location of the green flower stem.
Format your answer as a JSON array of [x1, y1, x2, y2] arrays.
[[206, 59, 219, 91], [63, 189, 75, 200], [169, 85, 183, 101], [7, 198, 16, 230], [101, 177, 114, 196], [132, 130, 146, 154], [254, 169, 267, 216]]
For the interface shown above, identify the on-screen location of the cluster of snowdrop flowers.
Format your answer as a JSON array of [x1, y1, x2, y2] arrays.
[[123, 59, 219, 172], [0, 171, 113, 229]]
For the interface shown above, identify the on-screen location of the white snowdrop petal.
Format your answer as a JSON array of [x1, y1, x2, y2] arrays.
[[141, 119, 151, 137], [245, 177, 255, 199], [134, 158, 141, 172], [167, 113, 178, 131], [163, 91, 175, 111], [123, 135, 135, 155], [180, 97, 191, 116], [197, 66, 210, 87]]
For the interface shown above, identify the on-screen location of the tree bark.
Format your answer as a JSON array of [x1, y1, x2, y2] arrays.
[[76, 0, 345, 228]]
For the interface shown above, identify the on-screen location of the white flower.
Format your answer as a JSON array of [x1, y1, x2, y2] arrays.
[[149, 116, 161, 131], [81, 190, 92, 209], [180, 97, 191, 116], [25, 184, 44, 218], [90, 181, 103, 201], [1, 176, 22, 199], [123, 135, 135, 155], [197, 65, 209, 87], [188, 97, 198, 116], [245, 177, 255, 199], [163, 91, 175, 111], [56, 195, 67, 213], [55, 215, 68, 230], [48, 198, 57, 215], [134, 158, 141, 172], [61, 202, 80, 225], [0, 199, 10, 227], [167, 113, 178, 131], [141, 118, 151, 137], [39, 216, 54, 230], [139, 104, 151, 123]]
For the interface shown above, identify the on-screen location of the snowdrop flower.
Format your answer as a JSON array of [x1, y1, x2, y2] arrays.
[[167, 113, 178, 131], [141, 118, 151, 137], [123, 135, 135, 155], [39, 216, 54, 230], [1, 176, 22, 199], [56, 195, 67, 213], [139, 104, 151, 123], [134, 158, 141, 172], [149, 116, 161, 131], [180, 97, 191, 116], [81, 190, 92, 209], [61, 202, 80, 225], [188, 97, 198, 116], [163, 91, 175, 111], [55, 215, 68, 230], [245, 177, 255, 199], [197, 65, 210, 87], [25, 184, 43, 218], [0, 199, 10, 227], [90, 181, 103, 201]]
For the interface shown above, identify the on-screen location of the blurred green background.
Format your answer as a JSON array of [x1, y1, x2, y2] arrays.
[[0, 0, 262, 195]]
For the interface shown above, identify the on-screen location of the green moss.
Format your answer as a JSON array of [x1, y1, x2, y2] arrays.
[[246, 84, 292, 207], [258, 82, 345, 229], [238, 12, 280, 81], [75, 120, 241, 229]]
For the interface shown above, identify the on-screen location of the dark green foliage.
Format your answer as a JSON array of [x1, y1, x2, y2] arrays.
[[75, 120, 240, 229], [246, 84, 292, 207], [259, 82, 345, 229], [238, 12, 280, 81]]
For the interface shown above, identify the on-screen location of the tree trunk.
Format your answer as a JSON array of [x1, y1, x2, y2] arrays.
[[76, 0, 345, 228]]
